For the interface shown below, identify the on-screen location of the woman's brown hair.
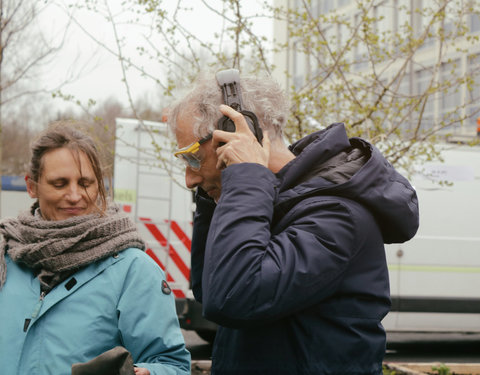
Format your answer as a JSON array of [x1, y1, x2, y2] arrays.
[[28, 121, 108, 214]]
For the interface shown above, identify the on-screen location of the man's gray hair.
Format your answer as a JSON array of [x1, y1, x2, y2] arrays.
[[168, 71, 289, 141]]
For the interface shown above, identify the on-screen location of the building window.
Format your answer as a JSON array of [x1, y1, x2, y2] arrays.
[[338, 0, 352, 7], [466, 53, 480, 133], [469, 13, 480, 33], [292, 41, 307, 89], [439, 59, 462, 132], [322, 0, 336, 14], [375, 0, 394, 47], [353, 12, 369, 70], [393, 0, 410, 54], [415, 68, 435, 130]]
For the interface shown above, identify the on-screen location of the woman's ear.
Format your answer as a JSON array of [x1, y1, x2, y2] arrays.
[[25, 176, 38, 199]]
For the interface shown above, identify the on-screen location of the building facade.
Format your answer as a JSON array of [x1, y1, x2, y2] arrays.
[[273, 0, 480, 136]]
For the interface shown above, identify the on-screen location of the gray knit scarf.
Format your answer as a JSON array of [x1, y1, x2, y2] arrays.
[[0, 203, 145, 292]]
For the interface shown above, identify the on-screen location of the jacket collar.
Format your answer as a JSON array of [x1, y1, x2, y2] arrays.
[[30, 254, 123, 323]]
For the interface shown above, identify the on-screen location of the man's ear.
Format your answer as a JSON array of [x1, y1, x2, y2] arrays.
[[25, 176, 37, 199]]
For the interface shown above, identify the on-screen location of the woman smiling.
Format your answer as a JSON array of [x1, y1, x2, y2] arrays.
[[0, 123, 190, 375]]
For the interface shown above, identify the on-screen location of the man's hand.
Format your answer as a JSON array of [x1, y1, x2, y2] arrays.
[[134, 367, 150, 375], [213, 104, 270, 170]]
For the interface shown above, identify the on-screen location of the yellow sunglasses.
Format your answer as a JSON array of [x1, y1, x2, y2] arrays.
[[173, 133, 213, 170]]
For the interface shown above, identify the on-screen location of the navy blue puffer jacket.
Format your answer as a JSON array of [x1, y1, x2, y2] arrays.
[[191, 123, 419, 375]]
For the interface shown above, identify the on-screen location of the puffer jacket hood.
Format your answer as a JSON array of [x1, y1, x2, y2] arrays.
[[276, 122, 419, 244]]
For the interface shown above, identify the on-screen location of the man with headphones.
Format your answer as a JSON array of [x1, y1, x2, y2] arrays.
[[168, 69, 419, 375]]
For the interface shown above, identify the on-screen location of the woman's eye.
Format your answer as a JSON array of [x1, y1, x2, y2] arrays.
[[79, 179, 94, 188]]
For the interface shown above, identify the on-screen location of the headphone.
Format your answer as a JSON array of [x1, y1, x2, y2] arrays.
[[215, 69, 263, 144]]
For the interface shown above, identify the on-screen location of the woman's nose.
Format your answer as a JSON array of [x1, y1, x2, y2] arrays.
[[65, 184, 82, 202]]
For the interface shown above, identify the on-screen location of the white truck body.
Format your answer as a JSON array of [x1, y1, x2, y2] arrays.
[[383, 142, 480, 334], [113, 118, 193, 299], [0, 176, 34, 218]]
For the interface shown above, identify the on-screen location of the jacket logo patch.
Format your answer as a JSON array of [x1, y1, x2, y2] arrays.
[[65, 277, 77, 291], [161, 280, 172, 295]]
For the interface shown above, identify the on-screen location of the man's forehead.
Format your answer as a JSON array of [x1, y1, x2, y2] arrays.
[[175, 110, 198, 146]]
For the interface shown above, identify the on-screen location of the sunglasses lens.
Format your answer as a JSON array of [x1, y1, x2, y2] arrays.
[[174, 134, 212, 170], [178, 153, 201, 170]]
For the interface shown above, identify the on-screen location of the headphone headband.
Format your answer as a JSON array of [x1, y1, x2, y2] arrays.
[[215, 69, 263, 144], [216, 69, 243, 111]]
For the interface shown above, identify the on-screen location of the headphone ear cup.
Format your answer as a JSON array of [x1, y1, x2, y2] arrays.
[[217, 111, 263, 144], [217, 116, 236, 133]]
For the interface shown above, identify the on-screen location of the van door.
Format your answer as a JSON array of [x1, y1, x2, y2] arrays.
[[385, 144, 480, 333]]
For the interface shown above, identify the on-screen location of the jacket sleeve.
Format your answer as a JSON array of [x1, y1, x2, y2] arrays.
[[190, 188, 216, 303], [201, 163, 361, 328], [116, 251, 191, 375]]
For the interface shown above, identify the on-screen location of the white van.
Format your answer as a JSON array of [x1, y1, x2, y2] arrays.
[[383, 141, 480, 336]]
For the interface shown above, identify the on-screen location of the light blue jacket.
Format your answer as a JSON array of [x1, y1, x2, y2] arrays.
[[0, 248, 190, 375]]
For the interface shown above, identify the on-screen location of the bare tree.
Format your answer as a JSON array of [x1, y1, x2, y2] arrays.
[[0, 0, 73, 209], [1, 119, 39, 175], [57, 0, 273, 185], [0, 0, 74, 111], [59, 0, 480, 175], [60, 0, 272, 109], [53, 96, 127, 178]]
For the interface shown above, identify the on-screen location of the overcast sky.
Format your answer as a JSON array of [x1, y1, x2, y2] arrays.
[[40, 1, 273, 113]]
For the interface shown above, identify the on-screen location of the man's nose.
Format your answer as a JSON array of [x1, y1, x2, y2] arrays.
[[185, 167, 202, 190]]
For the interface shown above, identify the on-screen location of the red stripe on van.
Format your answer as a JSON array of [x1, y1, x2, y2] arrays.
[[168, 220, 192, 251], [140, 219, 190, 281]]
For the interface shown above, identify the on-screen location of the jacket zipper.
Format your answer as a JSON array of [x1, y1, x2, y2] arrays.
[[24, 291, 45, 332]]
